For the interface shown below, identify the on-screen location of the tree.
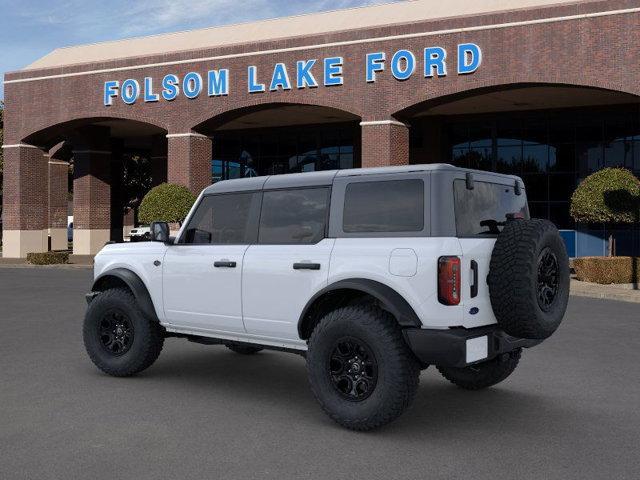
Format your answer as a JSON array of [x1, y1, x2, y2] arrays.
[[570, 167, 640, 255], [138, 183, 196, 225]]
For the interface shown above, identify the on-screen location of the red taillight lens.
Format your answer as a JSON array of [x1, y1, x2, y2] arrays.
[[438, 256, 461, 306]]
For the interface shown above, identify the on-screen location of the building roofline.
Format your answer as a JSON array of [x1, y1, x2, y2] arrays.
[[19, 0, 597, 72]]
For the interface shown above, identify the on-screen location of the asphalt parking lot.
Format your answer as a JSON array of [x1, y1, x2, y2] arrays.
[[1, 267, 639, 480]]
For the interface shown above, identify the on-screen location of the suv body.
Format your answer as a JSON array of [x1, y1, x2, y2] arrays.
[[85, 164, 568, 430]]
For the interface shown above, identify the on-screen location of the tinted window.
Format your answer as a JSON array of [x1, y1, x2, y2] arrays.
[[259, 188, 329, 244], [343, 179, 424, 233], [454, 180, 529, 236], [182, 193, 260, 244]]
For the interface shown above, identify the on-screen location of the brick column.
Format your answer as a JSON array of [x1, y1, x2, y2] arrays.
[[167, 133, 212, 194], [150, 134, 168, 187], [1, 144, 49, 258], [72, 149, 112, 255], [48, 159, 69, 251], [360, 120, 410, 168]]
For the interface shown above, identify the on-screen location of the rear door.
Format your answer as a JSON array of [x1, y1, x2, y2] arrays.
[[242, 187, 333, 341], [454, 178, 529, 327], [162, 192, 261, 334]]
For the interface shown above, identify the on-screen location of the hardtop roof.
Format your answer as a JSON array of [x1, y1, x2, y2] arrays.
[[202, 164, 521, 194]]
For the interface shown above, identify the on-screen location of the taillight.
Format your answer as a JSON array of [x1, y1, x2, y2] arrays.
[[438, 256, 461, 305]]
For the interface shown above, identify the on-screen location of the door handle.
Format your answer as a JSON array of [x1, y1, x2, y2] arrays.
[[293, 262, 321, 270], [214, 260, 237, 268], [470, 260, 479, 298]]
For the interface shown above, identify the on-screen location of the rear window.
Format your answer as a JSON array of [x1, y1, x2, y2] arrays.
[[343, 179, 424, 233], [454, 180, 529, 236]]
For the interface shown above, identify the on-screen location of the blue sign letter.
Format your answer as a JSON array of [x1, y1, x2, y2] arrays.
[[104, 80, 119, 106], [458, 43, 482, 74], [144, 77, 159, 102], [208, 69, 229, 96], [270, 63, 292, 91], [121, 79, 140, 105], [296, 60, 318, 89], [391, 50, 415, 81], [424, 47, 447, 77], [366, 52, 385, 83], [161, 74, 179, 101], [183, 72, 203, 99], [248, 66, 265, 93], [324, 57, 343, 86]]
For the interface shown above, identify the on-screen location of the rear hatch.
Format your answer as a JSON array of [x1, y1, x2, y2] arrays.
[[453, 178, 529, 328]]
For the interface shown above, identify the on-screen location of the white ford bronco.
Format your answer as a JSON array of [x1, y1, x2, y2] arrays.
[[84, 164, 570, 430]]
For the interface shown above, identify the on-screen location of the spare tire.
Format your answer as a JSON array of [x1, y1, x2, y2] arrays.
[[488, 219, 570, 340]]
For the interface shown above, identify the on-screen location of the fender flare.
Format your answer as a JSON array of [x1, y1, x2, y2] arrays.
[[92, 268, 159, 322], [298, 279, 422, 337]]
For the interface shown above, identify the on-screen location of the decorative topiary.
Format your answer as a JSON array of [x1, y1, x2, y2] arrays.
[[138, 183, 197, 225], [570, 168, 640, 224]]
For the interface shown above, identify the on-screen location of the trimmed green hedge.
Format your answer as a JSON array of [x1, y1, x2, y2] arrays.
[[573, 256, 640, 284], [138, 183, 197, 225], [27, 251, 69, 265], [570, 168, 640, 224]]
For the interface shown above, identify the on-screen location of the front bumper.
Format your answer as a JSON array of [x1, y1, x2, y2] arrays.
[[403, 325, 542, 368]]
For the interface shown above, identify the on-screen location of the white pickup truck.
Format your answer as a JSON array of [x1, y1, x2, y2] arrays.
[[83, 164, 570, 430]]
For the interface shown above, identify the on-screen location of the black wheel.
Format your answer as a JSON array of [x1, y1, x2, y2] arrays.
[[437, 349, 522, 390], [488, 219, 570, 340], [307, 305, 420, 431], [83, 288, 164, 377], [226, 344, 263, 355]]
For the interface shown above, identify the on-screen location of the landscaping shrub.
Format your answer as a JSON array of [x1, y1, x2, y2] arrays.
[[27, 251, 69, 265], [138, 183, 196, 225], [570, 168, 640, 224], [573, 256, 640, 284]]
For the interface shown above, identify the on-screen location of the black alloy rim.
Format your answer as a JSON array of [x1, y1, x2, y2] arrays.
[[99, 310, 134, 356], [537, 247, 559, 311], [328, 337, 378, 401]]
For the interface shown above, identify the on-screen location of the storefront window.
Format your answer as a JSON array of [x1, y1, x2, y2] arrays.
[[211, 123, 358, 183], [439, 105, 640, 229]]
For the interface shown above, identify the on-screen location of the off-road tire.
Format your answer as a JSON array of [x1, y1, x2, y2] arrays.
[[437, 349, 521, 390], [307, 305, 420, 431], [488, 219, 570, 340], [226, 344, 264, 355], [83, 288, 164, 377]]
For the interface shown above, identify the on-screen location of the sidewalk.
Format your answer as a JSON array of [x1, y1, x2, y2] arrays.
[[571, 279, 640, 304]]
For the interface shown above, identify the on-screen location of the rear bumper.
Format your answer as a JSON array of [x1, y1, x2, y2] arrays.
[[403, 325, 542, 368]]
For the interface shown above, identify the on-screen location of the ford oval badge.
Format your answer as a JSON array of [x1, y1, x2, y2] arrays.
[[469, 307, 479, 315]]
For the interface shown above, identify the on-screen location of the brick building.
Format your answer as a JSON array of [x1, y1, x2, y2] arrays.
[[2, 0, 640, 257]]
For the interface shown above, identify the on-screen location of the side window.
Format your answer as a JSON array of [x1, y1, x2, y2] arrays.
[[259, 188, 330, 244], [343, 179, 424, 233], [182, 192, 260, 244]]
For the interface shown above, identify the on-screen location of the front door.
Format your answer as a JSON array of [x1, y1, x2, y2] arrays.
[[162, 191, 261, 334], [242, 187, 333, 341]]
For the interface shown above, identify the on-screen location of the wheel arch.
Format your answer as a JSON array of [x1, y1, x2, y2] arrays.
[[92, 268, 159, 322], [298, 279, 422, 339]]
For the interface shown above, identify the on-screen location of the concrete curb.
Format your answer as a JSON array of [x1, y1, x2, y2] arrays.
[[570, 279, 640, 304], [0, 263, 92, 269]]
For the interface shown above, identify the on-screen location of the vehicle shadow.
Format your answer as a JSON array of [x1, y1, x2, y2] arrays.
[[125, 343, 574, 436]]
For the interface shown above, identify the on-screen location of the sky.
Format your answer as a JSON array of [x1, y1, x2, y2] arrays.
[[0, 0, 399, 100]]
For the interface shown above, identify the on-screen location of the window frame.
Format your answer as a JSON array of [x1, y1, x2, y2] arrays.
[[176, 191, 262, 246], [329, 173, 431, 238], [256, 186, 332, 245]]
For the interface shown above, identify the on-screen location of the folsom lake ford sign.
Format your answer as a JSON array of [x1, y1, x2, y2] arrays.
[[103, 43, 482, 106]]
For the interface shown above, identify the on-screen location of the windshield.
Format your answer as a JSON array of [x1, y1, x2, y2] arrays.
[[453, 179, 529, 237]]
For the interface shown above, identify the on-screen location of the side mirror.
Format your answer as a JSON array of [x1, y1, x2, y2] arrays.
[[150, 221, 170, 243]]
